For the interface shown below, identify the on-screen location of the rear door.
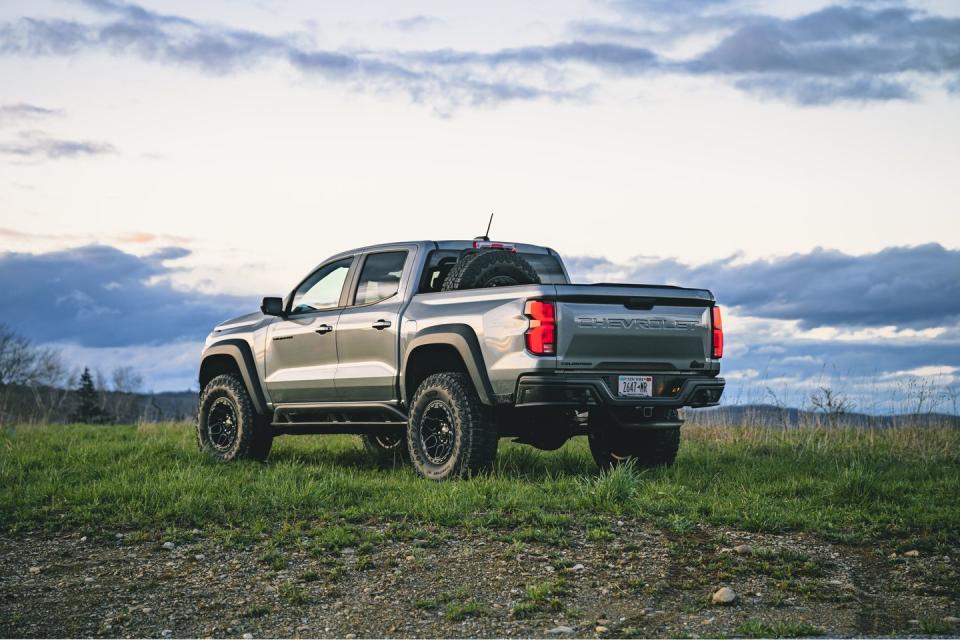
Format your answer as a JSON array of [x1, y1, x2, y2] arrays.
[[552, 285, 714, 372], [264, 256, 355, 403], [335, 247, 416, 401]]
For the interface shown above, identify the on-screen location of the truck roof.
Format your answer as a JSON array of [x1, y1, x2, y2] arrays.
[[322, 240, 558, 263]]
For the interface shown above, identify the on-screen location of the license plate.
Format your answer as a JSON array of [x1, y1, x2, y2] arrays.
[[618, 375, 653, 397]]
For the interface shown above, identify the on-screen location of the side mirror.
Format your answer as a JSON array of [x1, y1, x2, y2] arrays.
[[261, 296, 285, 317]]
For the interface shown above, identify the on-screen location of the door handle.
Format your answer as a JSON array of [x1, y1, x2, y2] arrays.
[[315, 324, 334, 335], [371, 319, 392, 330]]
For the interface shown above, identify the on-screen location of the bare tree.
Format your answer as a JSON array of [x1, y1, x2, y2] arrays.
[[110, 365, 144, 423], [0, 324, 36, 386], [810, 386, 854, 427], [27, 347, 69, 423]]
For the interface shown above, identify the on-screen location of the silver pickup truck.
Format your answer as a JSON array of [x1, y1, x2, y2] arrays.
[[197, 240, 725, 479]]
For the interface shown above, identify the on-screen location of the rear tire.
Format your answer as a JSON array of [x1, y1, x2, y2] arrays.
[[197, 374, 273, 462], [588, 414, 680, 471], [407, 372, 498, 480], [362, 433, 409, 467], [441, 249, 540, 291]]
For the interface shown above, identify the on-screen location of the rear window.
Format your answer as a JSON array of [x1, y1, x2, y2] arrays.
[[418, 249, 568, 293]]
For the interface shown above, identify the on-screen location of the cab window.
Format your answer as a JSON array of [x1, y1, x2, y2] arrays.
[[354, 251, 407, 306], [290, 257, 353, 313]]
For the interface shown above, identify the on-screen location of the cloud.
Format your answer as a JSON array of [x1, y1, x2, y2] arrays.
[[714, 318, 960, 411], [386, 15, 445, 32], [608, 0, 735, 16], [51, 339, 203, 391], [0, 103, 63, 125], [0, 130, 115, 160], [0, 244, 254, 347], [682, 5, 960, 103], [565, 243, 960, 330], [0, 227, 189, 247], [1, 0, 957, 109], [734, 76, 913, 105]]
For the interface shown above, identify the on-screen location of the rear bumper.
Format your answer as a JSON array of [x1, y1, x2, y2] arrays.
[[514, 374, 725, 408]]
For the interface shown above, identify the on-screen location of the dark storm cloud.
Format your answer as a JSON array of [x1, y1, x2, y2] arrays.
[[565, 244, 960, 330], [0, 245, 254, 347], [1, 1, 958, 107], [0, 130, 115, 160]]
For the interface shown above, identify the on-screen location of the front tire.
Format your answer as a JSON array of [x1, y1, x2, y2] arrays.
[[197, 374, 273, 462], [407, 372, 498, 480], [588, 414, 680, 471]]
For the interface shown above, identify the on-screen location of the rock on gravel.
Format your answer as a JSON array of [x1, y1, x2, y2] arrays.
[[711, 586, 737, 605], [161, 542, 176, 551], [570, 563, 585, 571], [904, 549, 920, 557], [547, 626, 575, 634]]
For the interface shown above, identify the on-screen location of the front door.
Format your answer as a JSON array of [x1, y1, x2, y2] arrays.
[[335, 249, 412, 402], [264, 256, 354, 403]]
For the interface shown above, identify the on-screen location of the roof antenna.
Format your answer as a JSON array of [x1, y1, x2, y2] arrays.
[[475, 212, 494, 241]]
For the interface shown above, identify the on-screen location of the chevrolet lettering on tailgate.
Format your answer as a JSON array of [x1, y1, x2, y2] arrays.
[[575, 317, 702, 330]]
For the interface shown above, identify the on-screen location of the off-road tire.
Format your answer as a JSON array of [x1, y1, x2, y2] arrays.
[[362, 433, 409, 467], [588, 415, 680, 471], [407, 372, 498, 480], [441, 249, 540, 291], [197, 374, 273, 462]]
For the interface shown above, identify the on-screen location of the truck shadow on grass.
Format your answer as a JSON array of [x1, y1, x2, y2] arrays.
[[266, 436, 601, 480]]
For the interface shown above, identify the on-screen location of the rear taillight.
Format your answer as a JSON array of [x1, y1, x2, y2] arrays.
[[711, 306, 723, 359], [524, 300, 556, 355]]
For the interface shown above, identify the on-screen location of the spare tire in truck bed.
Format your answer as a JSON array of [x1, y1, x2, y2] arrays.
[[441, 249, 541, 291]]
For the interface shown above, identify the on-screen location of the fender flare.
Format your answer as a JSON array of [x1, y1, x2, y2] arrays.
[[199, 339, 268, 415], [400, 324, 496, 406]]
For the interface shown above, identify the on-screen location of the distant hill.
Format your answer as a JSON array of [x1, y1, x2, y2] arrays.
[[686, 403, 959, 428]]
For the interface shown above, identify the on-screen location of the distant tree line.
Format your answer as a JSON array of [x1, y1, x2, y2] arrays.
[[0, 324, 196, 425]]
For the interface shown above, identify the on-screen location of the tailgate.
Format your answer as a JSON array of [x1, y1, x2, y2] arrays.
[[552, 284, 714, 371]]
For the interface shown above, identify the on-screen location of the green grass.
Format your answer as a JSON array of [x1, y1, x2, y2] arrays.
[[512, 578, 568, 617], [735, 619, 825, 637], [278, 581, 309, 605], [1, 423, 959, 546], [444, 601, 486, 622], [918, 618, 952, 635]]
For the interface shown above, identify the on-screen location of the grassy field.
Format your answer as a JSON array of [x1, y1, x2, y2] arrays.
[[2, 422, 958, 548]]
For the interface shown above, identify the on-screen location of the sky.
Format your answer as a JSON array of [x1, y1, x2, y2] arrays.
[[0, 0, 958, 412]]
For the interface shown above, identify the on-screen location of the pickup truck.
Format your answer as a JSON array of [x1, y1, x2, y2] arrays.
[[197, 240, 725, 479]]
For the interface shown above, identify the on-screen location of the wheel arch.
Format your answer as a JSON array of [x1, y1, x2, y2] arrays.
[[400, 325, 495, 406], [199, 339, 268, 415]]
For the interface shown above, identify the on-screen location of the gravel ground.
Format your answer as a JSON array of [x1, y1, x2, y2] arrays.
[[2, 521, 958, 638]]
